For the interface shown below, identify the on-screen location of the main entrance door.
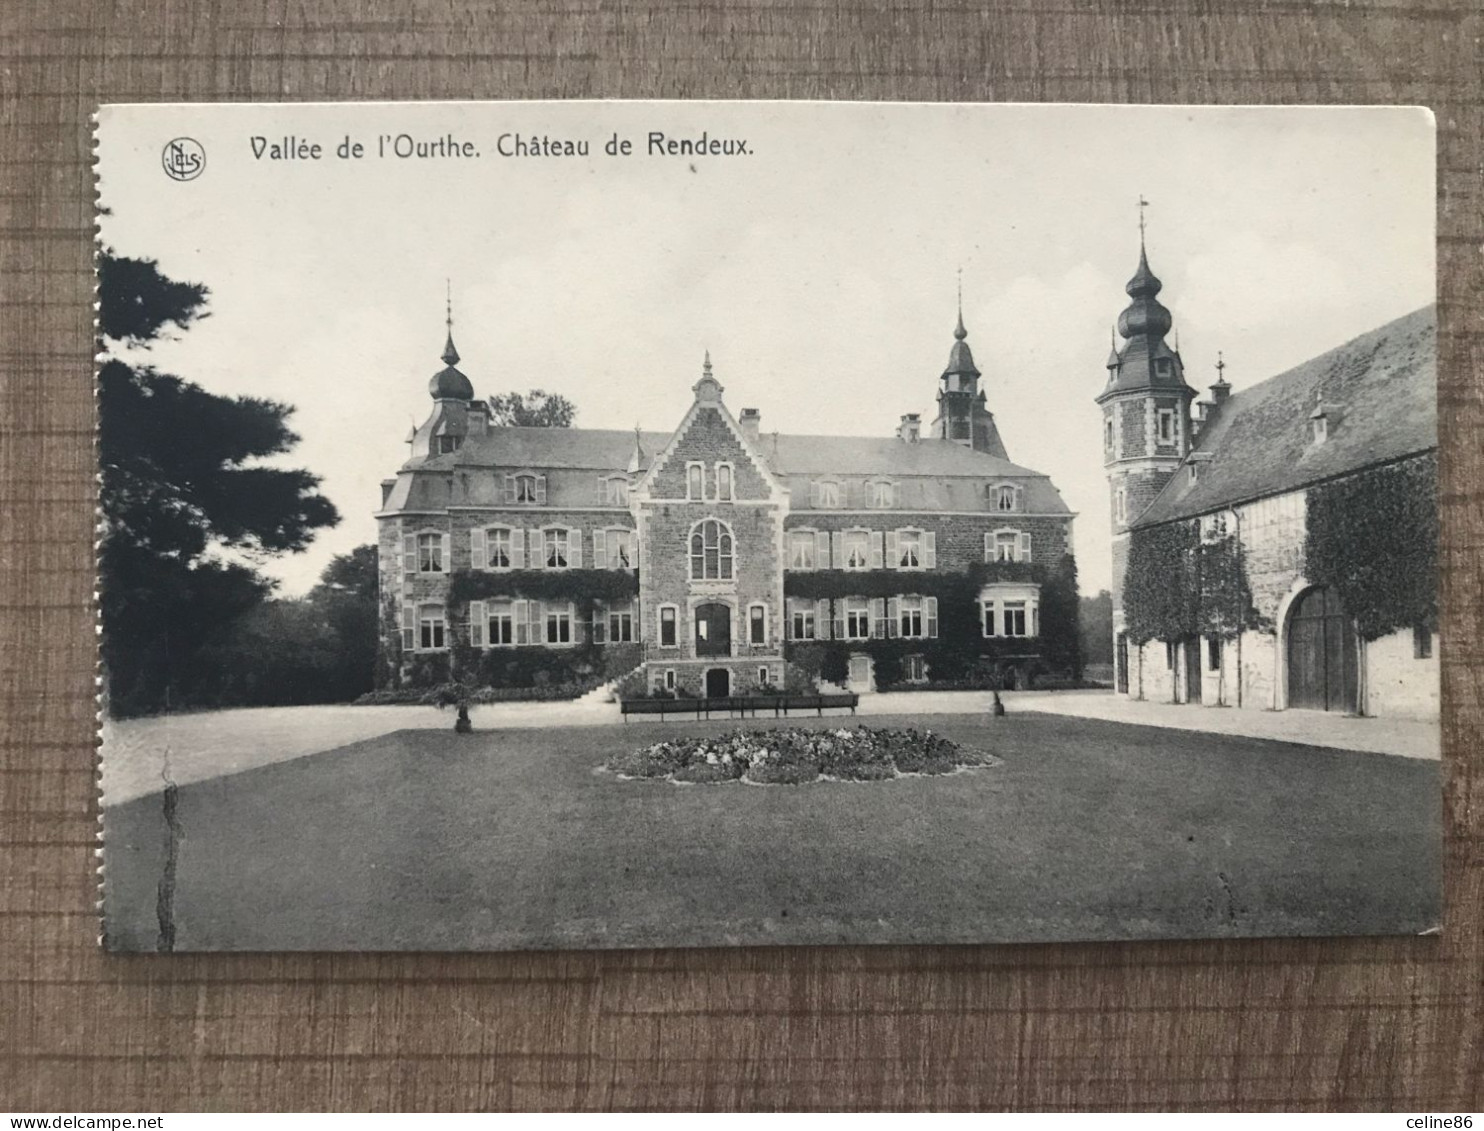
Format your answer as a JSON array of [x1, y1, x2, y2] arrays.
[[1287, 586, 1359, 713], [705, 668, 731, 699], [694, 602, 731, 657]]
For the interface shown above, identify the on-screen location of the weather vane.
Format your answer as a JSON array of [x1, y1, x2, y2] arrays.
[[1137, 195, 1150, 240]]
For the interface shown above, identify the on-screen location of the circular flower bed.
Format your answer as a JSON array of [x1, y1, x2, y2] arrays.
[[601, 725, 999, 785]]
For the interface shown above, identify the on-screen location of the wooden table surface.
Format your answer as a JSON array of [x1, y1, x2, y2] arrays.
[[2, 0, 1480, 1112]]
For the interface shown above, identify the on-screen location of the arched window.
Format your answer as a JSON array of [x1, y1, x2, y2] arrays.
[[689, 519, 735, 580]]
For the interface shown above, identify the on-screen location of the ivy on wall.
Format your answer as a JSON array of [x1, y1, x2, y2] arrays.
[[782, 555, 1081, 678], [1123, 521, 1262, 645], [1305, 453, 1437, 640], [448, 568, 640, 607]]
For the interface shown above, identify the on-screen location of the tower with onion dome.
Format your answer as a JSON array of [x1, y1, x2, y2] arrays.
[[929, 277, 1010, 459], [1097, 204, 1197, 537], [408, 287, 489, 462]]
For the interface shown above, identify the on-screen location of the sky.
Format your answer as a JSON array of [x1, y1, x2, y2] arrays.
[[97, 102, 1435, 596]]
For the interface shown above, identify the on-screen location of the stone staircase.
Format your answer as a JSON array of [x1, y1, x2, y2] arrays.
[[573, 662, 647, 707]]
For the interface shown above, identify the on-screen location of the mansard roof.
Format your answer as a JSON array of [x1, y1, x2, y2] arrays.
[[1132, 305, 1436, 528], [401, 424, 1070, 513]]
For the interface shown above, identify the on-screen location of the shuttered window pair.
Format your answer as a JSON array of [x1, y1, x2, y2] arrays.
[[786, 598, 830, 641], [403, 531, 451, 575], [467, 599, 575, 647], [992, 483, 1023, 512], [592, 528, 634, 570], [787, 530, 832, 570], [986, 530, 1033, 563], [809, 480, 842, 508], [505, 474, 547, 505], [888, 529, 936, 569], [401, 603, 447, 651], [469, 527, 584, 570]]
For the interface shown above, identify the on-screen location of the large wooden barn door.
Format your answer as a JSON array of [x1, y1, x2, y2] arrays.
[[1286, 587, 1358, 713]]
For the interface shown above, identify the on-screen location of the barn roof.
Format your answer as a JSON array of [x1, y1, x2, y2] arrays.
[[1132, 305, 1436, 528]]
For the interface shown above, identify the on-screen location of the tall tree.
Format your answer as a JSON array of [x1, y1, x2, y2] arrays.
[[97, 251, 339, 716], [488, 389, 576, 428]]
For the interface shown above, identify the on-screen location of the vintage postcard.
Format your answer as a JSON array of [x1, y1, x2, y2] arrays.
[[95, 102, 1440, 951]]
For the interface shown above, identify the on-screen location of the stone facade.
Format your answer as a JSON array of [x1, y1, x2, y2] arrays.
[[377, 318, 1077, 696]]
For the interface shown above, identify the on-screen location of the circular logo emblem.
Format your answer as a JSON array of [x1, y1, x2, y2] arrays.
[[161, 137, 205, 181]]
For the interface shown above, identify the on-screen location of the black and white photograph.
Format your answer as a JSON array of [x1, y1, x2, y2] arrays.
[[95, 101, 1440, 952]]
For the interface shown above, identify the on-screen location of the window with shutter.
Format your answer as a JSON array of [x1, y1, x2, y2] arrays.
[[568, 528, 582, 568], [402, 534, 417, 576], [535, 476, 548, 505], [924, 531, 937, 569], [816, 599, 831, 640], [510, 529, 526, 569], [441, 533, 451, 573], [885, 530, 899, 569], [870, 531, 885, 569], [527, 528, 545, 569], [469, 600, 486, 647], [487, 528, 512, 569], [470, 528, 486, 571], [1020, 532, 1033, 562], [513, 599, 529, 644], [401, 603, 415, 651], [787, 530, 815, 570], [815, 530, 831, 569], [592, 529, 607, 569]]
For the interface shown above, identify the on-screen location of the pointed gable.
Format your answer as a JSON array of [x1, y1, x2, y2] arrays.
[[635, 357, 787, 503]]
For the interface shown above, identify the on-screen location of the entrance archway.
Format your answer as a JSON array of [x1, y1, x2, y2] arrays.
[[1286, 586, 1358, 713], [694, 602, 731, 657]]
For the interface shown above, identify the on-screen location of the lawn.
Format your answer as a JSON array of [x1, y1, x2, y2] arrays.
[[100, 713, 1441, 951]]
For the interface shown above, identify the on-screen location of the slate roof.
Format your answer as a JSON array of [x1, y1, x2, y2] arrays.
[[1132, 305, 1436, 528], [406, 423, 1070, 513]]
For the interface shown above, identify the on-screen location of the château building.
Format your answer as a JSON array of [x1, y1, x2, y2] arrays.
[[1099, 235, 1438, 720], [376, 304, 1078, 698]]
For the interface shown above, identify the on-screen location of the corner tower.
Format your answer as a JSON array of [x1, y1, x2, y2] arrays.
[[929, 284, 1009, 459], [1097, 219, 1197, 537]]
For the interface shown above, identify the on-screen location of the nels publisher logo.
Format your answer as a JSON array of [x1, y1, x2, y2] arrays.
[[161, 137, 205, 181]]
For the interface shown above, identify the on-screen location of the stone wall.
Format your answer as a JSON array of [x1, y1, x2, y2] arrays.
[[784, 511, 1070, 571], [647, 405, 771, 500], [1364, 628, 1439, 720]]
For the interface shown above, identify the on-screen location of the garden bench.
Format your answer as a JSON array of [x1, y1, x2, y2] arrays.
[[620, 693, 858, 721]]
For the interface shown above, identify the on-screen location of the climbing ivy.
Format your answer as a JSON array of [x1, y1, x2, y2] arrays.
[[1123, 520, 1261, 645], [448, 568, 640, 607], [1305, 453, 1437, 641], [782, 555, 1082, 678]]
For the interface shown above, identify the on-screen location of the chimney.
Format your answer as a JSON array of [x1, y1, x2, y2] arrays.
[[1210, 381, 1231, 406], [897, 413, 922, 443], [739, 407, 761, 444]]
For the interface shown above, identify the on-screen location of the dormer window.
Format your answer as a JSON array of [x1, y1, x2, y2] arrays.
[[437, 435, 460, 454], [812, 480, 841, 508], [1312, 416, 1328, 444], [507, 473, 545, 505], [868, 479, 894, 508], [604, 476, 629, 507], [993, 484, 1018, 512], [1155, 358, 1173, 378]]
